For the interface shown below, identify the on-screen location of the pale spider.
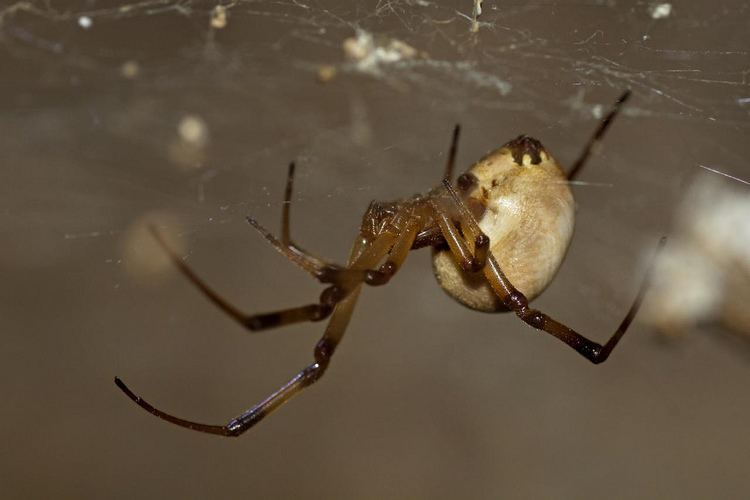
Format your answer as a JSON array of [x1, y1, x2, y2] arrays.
[[116, 90, 662, 437]]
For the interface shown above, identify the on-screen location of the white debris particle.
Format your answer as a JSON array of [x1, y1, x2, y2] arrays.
[[642, 174, 750, 337], [471, 0, 483, 32], [78, 16, 93, 29], [178, 115, 209, 146], [317, 64, 337, 83], [169, 115, 210, 169], [210, 5, 228, 29], [648, 3, 672, 19], [120, 60, 140, 79], [473, 0, 483, 17], [343, 30, 420, 74]]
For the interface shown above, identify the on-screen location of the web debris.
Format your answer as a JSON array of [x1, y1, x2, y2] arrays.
[[642, 173, 750, 339]]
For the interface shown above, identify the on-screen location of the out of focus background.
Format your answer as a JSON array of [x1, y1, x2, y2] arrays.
[[2, 1, 749, 498]]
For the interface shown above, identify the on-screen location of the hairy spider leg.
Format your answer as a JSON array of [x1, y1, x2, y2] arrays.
[[437, 182, 665, 363], [567, 90, 632, 181], [147, 162, 416, 334], [237, 164, 425, 329], [116, 207, 422, 436], [249, 162, 394, 288], [278, 161, 374, 282], [243, 206, 423, 331], [247, 162, 388, 284]]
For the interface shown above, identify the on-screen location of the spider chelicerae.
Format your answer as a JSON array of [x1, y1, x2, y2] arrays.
[[116, 90, 662, 437]]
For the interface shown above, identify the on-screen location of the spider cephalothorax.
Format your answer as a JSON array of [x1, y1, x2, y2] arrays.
[[116, 90, 663, 437]]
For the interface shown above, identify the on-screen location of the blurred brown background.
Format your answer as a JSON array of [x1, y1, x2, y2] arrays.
[[1, 1, 749, 498]]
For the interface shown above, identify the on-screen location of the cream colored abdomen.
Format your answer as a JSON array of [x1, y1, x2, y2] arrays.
[[433, 165, 574, 312]]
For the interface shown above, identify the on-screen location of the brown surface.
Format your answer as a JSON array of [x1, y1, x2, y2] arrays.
[[2, 1, 749, 498]]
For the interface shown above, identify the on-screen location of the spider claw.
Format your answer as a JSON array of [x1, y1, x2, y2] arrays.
[[246, 216, 285, 248], [115, 376, 141, 404], [245, 215, 262, 231]]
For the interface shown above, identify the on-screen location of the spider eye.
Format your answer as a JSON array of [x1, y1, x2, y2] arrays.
[[503, 135, 547, 166]]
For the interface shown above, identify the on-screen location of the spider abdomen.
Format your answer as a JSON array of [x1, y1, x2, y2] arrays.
[[432, 140, 575, 312]]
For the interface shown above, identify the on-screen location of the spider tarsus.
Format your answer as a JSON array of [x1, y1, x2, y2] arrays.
[[147, 225, 173, 255], [245, 216, 260, 230], [443, 123, 461, 181], [115, 376, 141, 403]]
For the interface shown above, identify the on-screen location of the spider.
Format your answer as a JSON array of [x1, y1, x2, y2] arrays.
[[116, 90, 663, 437]]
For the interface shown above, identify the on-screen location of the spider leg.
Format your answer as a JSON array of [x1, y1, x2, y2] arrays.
[[409, 124, 460, 251], [277, 161, 330, 270], [247, 162, 391, 287], [152, 178, 424, 333], [149, 226, 332, 331], [427, 184, 489, 273], [481, 240, 664, 363], [412, 224, 446, 249], [567, 90, 631, 181], [150, 218, 396, 332], [117, 211, 421, 436], [245, 214, 421, 329], [246, 217, 383, 287], [439, 179, 489, 264], [442, 124, 461, 182], [114, 283, 362, 436], [434, 189, 665, 363]]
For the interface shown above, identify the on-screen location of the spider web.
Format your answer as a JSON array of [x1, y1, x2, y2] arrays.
[[3, 0, 748, 263], [2, 1, 750, 499]]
